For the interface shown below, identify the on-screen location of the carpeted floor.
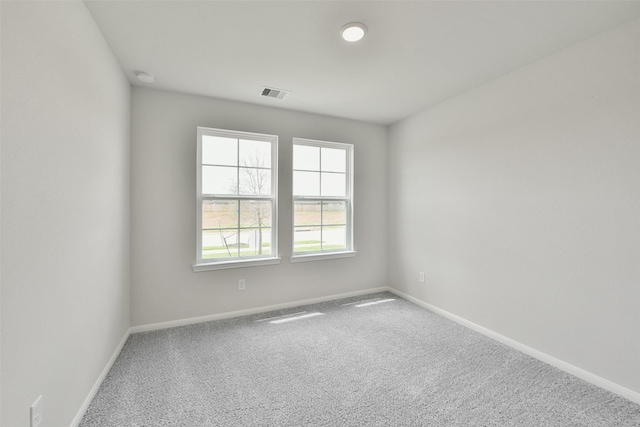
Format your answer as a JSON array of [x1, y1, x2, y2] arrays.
[[79, 292, 640, 426]]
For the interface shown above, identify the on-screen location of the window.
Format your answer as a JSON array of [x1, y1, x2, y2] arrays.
[[194, 127, 279, 271], [292, 138, 354, 261]]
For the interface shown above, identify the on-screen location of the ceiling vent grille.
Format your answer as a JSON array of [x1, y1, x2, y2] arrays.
[[261, 87, 289, 100]]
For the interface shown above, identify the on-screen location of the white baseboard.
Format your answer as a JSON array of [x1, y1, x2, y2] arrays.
[[387, 287, 640, 405], [70, 328, 131, 427], [130, 286, 391, 333]]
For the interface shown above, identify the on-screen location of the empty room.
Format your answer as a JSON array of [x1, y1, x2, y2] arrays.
[[1, 1, 639, 426]]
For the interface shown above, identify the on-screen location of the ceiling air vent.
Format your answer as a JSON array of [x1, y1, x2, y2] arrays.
[[261, 87, 289, 100]]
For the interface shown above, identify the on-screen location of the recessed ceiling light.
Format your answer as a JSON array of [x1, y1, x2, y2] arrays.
[[340, 22, 367, 42], [135, 71, 155, 83]]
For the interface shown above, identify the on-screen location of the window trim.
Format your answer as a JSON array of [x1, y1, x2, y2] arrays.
[[193, 126, 279, 271], [291, 137, 354, 260]]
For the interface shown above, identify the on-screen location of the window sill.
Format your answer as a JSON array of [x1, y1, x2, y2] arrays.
[[193, 257, 281, 272], [290, 251, 357, 263]]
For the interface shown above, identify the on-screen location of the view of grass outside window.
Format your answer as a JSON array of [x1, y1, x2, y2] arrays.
[[197, 127, 277, 264], [292, 138, 353, 255]]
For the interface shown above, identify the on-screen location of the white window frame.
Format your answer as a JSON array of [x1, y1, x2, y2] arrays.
[[291, 138, 355, 263], [193, 127, 279, 271]]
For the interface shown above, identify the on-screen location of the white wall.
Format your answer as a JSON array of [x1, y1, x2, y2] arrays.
[[1, 2, 130, 426], [388, 18, 640, 395], [130, 87, 387, 326], [0, 3, 3, 423]]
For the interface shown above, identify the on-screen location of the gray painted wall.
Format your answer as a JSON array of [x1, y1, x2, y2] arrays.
[[1, 2, 131, 426], [130, 87, 388, 327], [388, 19, 640, 394]]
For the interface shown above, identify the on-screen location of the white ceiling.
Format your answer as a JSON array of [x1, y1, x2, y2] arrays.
[[84, 1, 640, 125]]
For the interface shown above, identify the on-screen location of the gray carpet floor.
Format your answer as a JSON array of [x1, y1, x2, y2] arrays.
[[79, 292, 640, 426]]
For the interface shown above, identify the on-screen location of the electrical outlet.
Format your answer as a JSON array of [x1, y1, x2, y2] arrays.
[[419, 272, 425, 283], [238, 279, 246, 291], [31, 395, 42, 427]]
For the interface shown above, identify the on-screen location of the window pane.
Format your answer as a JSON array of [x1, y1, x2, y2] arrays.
[[201, 200, 240, 259], [323, 225, 347, 251], [239, 200, 272, 228], [293, 171, 320, 196], [293, 145, 320, 171], [294, 201, 321, 226], [202, 200, 238, 230], [238, 228, 272, 256], [321, 172, 346, 197], [239, 200, 272, 257], [202, 165, 237, 195], [202, 135, 237, 166], [322, 202, 346, 225], [239, 139, 271, 168], [202, 230, 238, 259], [293, 226, 322, 253], [321, 147, 346, 172], [239, 168, 271, 195]]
